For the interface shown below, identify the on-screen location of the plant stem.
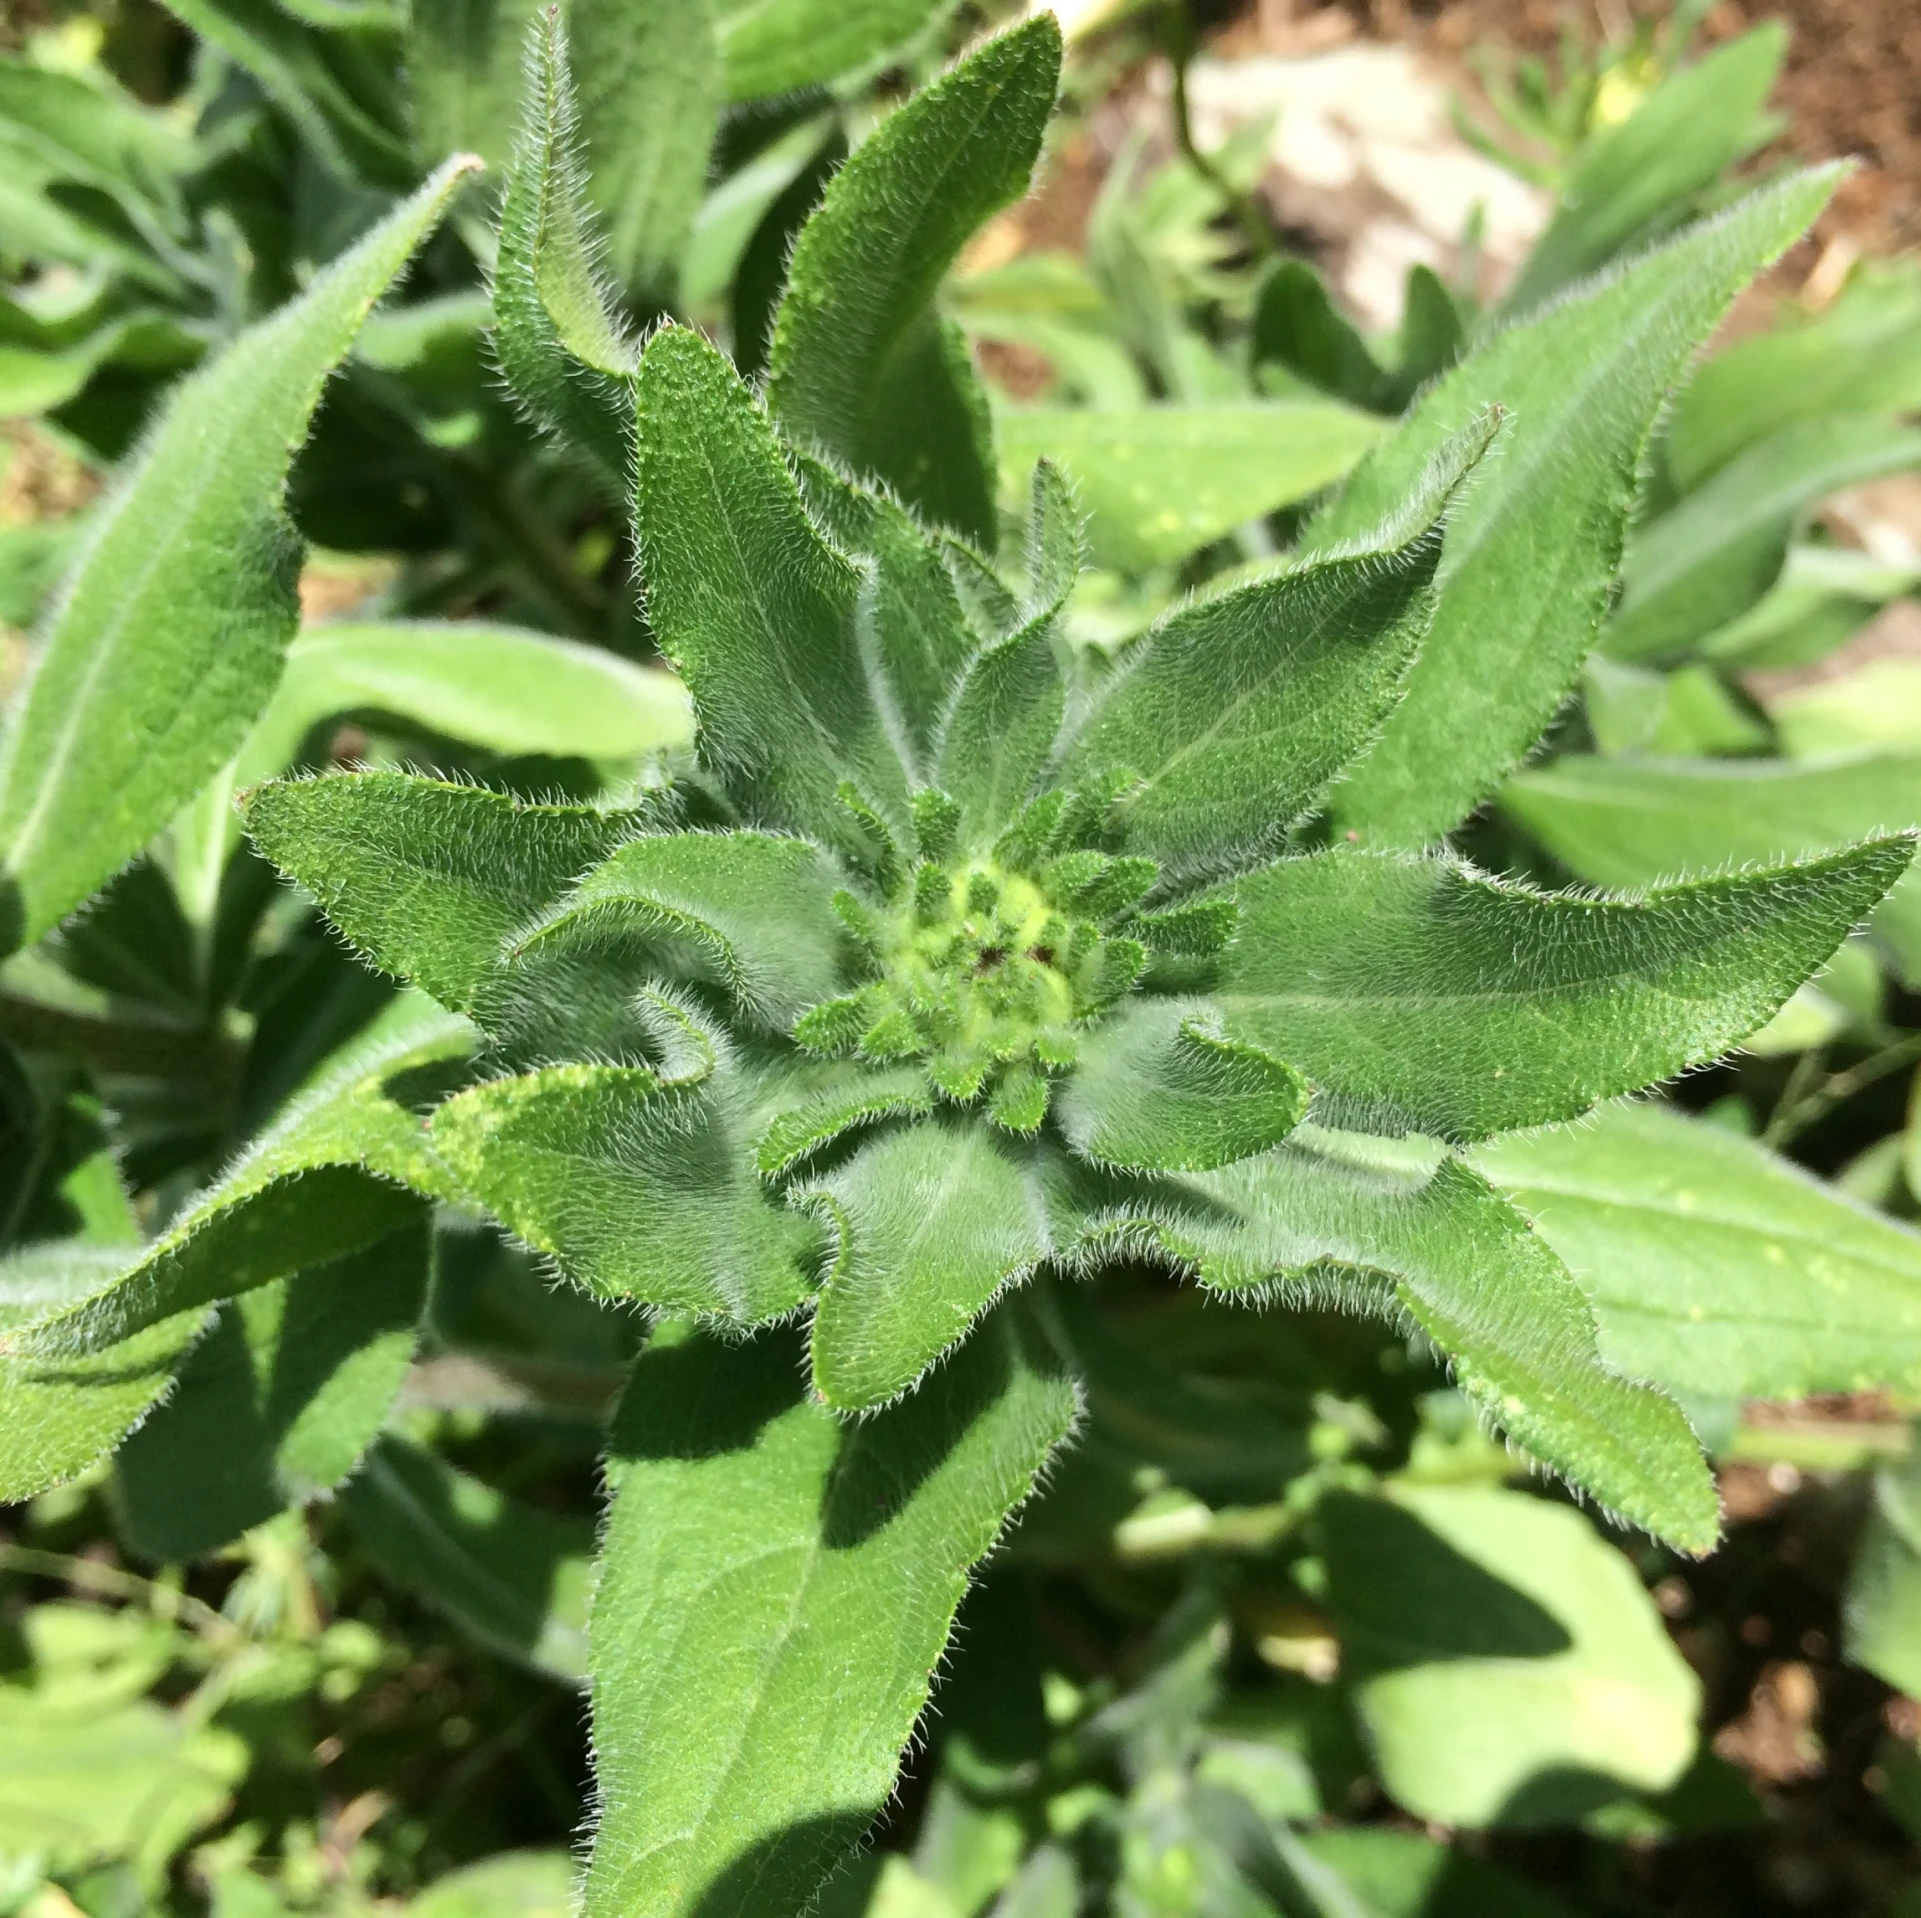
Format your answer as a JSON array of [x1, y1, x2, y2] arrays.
[[1164, 2, 1274, 266], [1764, 1029, 1921, 1147]]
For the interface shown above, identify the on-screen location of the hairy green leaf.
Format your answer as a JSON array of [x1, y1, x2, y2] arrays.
[[801, 1120, 1046, 1410], [1059, 424, 1490, 882], [1321, 1485, 1699, 1827], [1605, 415, 1921, 662], [766, 17, 1060, 543], [1146, 1146, 1716, 1547], [1215, 844, 1910, 1141], [1473, 1100, 1921, 1403], [517, 831, 845, 1032], [1054, 998, 1307, 1173], [572, 0, 718, 308], [635, 325, 910, 846], [114, 1221, 427, 1560], [937, 620, 1065, 846], [8, 996, 469, 1356], [587, 1311, 1075, 1918], [341, 1434, 592, 1681], [997, 402, 1382, 573], [243, 772, 632, 1016], [493, 11, 634, 486], [431, 1063, 816, 1323], [0, 1242, 203, 1503], [0, 159, 475, 956], [717, 0, 948, 101], [1304, 168, 1839, 847]]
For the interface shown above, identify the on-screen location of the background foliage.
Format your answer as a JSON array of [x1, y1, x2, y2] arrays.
[[3, 2, 1921, 1916]]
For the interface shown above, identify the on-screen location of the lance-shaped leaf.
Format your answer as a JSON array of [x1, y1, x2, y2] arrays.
[[798, 457, 981, 780], [997, 402, 1384, 574], [8, 996, 470, 1357], [0, 1242, 204, 1503], [1502, 26, 1787, 319], [587, 1311, 1076, 1918], [1214, 843, 1912, 1142], [800, 1120, 1047, 1410], [0, 157, 476, 956], [516, 831, 845, 1032], [243, 772, 632, 1016], [1059, 420, 1490, 883], [1145, 1146, 1716, 1549], [493, 11, 635, 488], [1022, 458, 1084, 616], [114, 1220, 428, 1561], [1055, 998, 1308, 1173], [250, 621, 692, 775], [1472, 1100, 1921, 1404], [636, 325, 909, 845], [765, 16, 1060, 544], [341, 1434, 593, 1682], [718, 0, 948, 102], [937, 621, 1065, 845], [431, 1062, 816, 1323], [572, 0, 718, 309], [1605, 414, 1921, 663], [1300, 167, 1839, 848]]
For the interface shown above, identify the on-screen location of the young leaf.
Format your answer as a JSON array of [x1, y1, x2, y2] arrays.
[[493, 10, 635, 487], [1054, 998, 1308, 1173], [431, 1063, 817, 1323], [1503, 26, 1787, 318], [800, 1120, 1047, 1410], [1215, 844, 1909, 1142], [242, 772, 632, 1016], [1472, 1100, 1921, 1404], [1605, 415, 1921, 662], [114, 1221, 428, 1560], [997, 402, 1383, 574], [517, 831, 846, 1032], [0, 1242, 203, 1503], [9, 996, 470, 1356], [0, 157, 477, 956], [1301, 167, 1841, 848], [936, 621, 1065, 846], [1058, 422, 1490, 883], [1023, 458, 1084, 616], [753, 1061, 932, 1178], [798, 457, 981, 778], [587, 1310, 1076, 1918], [718, 0, 948, 102], [340, 1434, 592, 1681], [635, 325, 908, 845], [1321, 1485, 1700, 1828], [765, 16, 1061, 544], [1163, 1147, 1717, 1548], [570, 0, 718, 309]]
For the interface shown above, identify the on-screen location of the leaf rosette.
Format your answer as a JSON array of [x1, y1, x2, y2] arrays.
[[244, 274, 1913, 1557]]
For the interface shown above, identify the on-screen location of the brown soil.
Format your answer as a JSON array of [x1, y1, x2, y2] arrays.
[[1377, 0, 1921, 249]]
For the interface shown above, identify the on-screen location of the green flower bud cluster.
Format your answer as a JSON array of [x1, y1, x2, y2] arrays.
[[792, 787, 1161, 1133]]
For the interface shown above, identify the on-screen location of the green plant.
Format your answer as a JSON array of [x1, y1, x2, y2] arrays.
[[8, 6, 1921, 1915]]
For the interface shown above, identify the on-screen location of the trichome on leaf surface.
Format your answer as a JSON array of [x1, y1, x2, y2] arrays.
[[3, 6, 1920, 1915]]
